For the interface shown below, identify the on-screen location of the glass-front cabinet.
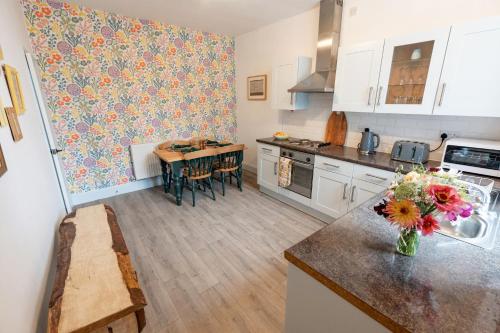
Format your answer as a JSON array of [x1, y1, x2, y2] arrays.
[[375, 28, 450, 114]]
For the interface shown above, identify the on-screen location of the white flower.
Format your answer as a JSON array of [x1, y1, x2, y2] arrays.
[[403, 171, 420, 183]]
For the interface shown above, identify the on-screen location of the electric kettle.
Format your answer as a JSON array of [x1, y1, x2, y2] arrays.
[[358, 128, 380, 155]]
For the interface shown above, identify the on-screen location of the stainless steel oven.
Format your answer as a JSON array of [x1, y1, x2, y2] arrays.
[[280, 148, 315, 198]]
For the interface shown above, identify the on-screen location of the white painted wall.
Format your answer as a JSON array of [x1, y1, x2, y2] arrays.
[[235, 7, 320, 169], [236, 0, 500, 168], [0, 0, 66, 332]]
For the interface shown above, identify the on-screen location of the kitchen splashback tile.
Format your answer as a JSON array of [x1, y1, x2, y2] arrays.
[[280, 95, 500, 162]]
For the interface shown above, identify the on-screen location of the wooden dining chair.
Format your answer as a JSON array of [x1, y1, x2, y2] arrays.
[[213, 144, 245, 196], [182, 149, 218, 206]]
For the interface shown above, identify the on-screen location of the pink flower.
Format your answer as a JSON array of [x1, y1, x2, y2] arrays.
[[427, 184, 463, 212], [446, 211, 457, 221], [418, 215, 440, 236], [459, 203, 473, 218], [446, 203, 473, 221]]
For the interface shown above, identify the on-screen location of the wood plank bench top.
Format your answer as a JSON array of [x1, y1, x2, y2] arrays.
[[48, 204, 147, 333]]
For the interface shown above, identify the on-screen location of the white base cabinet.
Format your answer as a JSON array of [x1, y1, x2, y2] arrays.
[[311, 169, 351, 218], [257, 144, 279, 192], [349, 179, 386, 211], [257, 145, 395, 222], [311, 157, 394, 220]]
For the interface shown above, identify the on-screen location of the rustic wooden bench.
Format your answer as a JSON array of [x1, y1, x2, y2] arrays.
[[48, 204, 147, 333]]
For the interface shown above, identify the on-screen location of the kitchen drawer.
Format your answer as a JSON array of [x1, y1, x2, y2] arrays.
[[258, 143, 280, 157], [353, 164, 394, 187], [314, 156, 354, 177]]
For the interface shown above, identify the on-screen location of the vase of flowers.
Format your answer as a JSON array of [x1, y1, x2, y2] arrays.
[[374, 166, 472, 256]]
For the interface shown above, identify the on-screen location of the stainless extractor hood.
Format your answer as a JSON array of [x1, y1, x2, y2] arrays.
[[288, 0, 343, 93]]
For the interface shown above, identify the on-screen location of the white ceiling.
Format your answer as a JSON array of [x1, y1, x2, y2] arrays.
[[67, 0, 320, 36]]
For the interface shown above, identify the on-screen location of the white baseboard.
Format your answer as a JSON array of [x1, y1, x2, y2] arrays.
[[70, 176, 163, 206], [243, 163, 257, 174]]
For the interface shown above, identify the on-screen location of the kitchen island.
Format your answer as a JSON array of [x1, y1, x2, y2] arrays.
[[284, 193, 500, 333]]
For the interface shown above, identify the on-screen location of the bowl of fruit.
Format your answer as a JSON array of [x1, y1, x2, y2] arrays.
[[273, 131, 289, 141]]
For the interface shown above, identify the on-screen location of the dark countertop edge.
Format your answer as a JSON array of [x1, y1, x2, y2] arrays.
[[284, 250, 410, 333]]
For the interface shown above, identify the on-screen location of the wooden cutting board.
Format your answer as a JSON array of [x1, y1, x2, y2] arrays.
[[324, 111, 347, 146]]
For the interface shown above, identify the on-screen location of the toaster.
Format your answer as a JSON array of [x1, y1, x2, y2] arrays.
[[391, 141, 430, 163]]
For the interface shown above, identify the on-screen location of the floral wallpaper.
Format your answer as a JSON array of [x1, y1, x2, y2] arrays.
[[21, 0, 236, 194]]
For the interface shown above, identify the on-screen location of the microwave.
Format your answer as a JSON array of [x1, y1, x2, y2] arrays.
[[441, 138, 500, 178]]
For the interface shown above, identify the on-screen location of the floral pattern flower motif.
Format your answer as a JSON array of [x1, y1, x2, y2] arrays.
[[22, 0, 236, 194]]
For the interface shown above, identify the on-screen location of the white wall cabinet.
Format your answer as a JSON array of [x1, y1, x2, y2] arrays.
[[272, 56, 312, 111], [311, 168, 351, 218], [375, 28, 450, 115], [434, 17, 500, 117], [257, 144, 279, 192], [332, 40, 384, 112], [333, 16, 500, 117]]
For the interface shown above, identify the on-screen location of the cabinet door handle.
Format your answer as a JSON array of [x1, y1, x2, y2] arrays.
[[274, 162, 277, 175], [262, 148, 272, 153], [367, 86, 373, 105], [438, 82, 446, 106], [376, 86, 383, 105], [324, 162, 340, 168], [350, 185, 357, 203], [366, 173, 387, 181], [290, 92, 294, 105], [342, 183, 348, 199]]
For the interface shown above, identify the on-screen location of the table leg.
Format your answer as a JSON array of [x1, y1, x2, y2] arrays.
[[171, 161, 183, 206], [160, 160, 169, 193]]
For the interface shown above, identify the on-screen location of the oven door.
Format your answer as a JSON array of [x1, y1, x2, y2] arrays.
[[286, 160, 314, 198]]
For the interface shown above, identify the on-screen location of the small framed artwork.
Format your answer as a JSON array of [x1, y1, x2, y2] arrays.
[[0, 144, 7, 177], [247, 75, 267, 100], [5, 107, 23, 142], [0, 65, 12, 127], [0, 95, 8, 127], [3, 65, 25, 115]]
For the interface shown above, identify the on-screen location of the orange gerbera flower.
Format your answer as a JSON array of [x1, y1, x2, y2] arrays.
[[384, 199, 421, 228]]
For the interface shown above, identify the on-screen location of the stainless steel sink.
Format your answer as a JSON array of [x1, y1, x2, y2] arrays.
[[436, 189, 499, 250], [439, 215, 487, 239]]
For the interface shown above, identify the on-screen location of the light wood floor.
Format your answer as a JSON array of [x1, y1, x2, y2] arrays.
[[95, 172, 325, 333]]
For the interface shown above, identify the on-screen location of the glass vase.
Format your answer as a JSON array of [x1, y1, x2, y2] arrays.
[[396, 229, 420, 256]]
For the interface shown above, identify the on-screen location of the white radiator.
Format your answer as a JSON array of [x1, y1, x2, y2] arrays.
[[130, 143, 162, 180]]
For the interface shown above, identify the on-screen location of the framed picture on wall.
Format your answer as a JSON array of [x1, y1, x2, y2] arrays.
[[5, 107, 22, 142], [0, 94, 8, 127], [0, 65, 12, 127], [247, 75, 267, 100], [3, 65, 25, 115], [0, 144, 7, 177]]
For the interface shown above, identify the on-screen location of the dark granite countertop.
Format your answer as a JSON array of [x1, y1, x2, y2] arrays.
[[284, 194, 500, 332], [256, 137, 440, 173]]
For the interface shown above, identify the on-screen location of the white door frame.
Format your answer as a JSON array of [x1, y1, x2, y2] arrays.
[[25, 52, 72, 213]]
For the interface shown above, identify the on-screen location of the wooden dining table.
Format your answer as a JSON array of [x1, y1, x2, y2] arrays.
[[153, 140, 243, 206]]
